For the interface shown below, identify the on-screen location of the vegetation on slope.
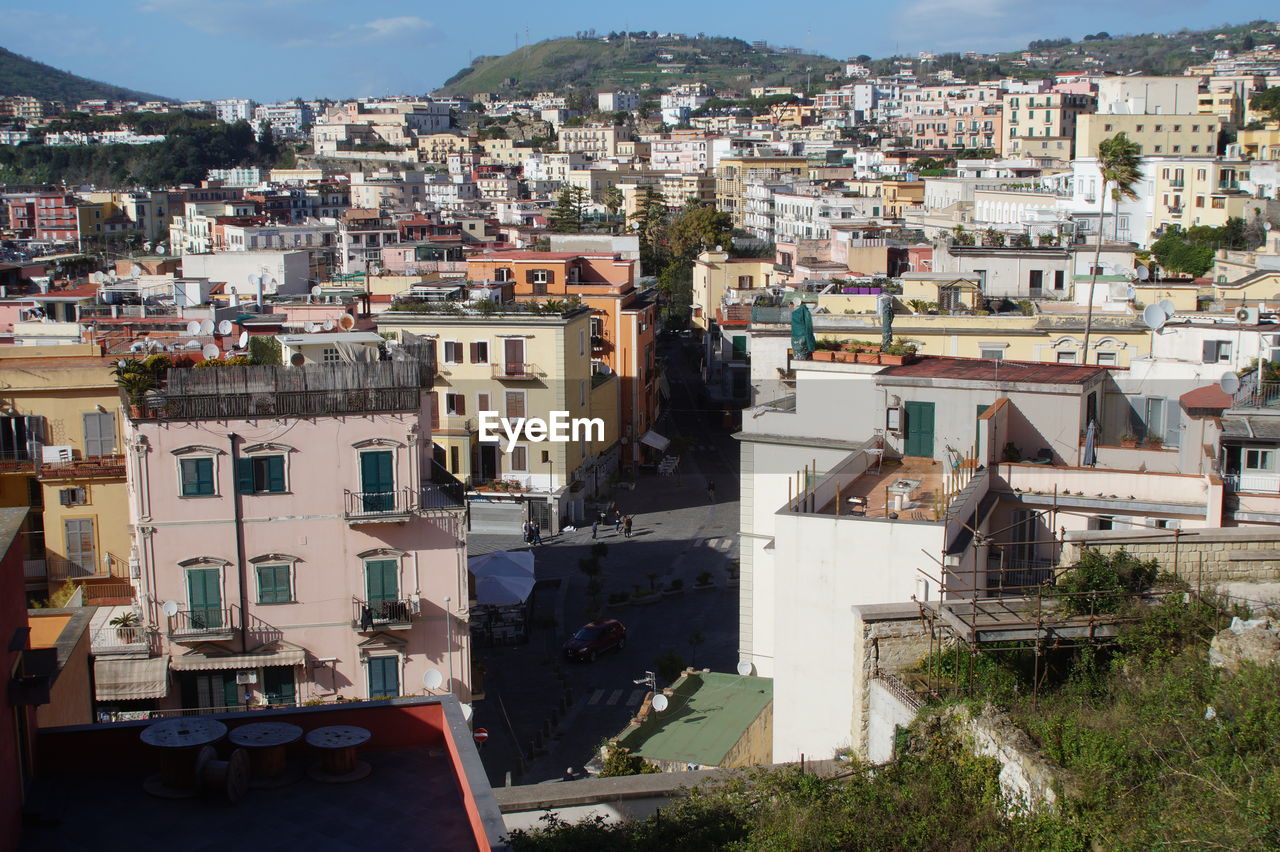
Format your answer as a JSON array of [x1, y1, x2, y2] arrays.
[[0, 45, 168, 104]]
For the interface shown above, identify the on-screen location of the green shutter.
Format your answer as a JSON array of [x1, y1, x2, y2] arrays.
[[365, 559, 398, 603], [257, 564, 291, 603], [360, 450, 395, 511], [266, 456, 286, 492], [368, 656, 399, 699], [263, 667, 296, 705], [187, 568, 222, 628], [182, 457, 216, 496], [236, 458, 254, 494]]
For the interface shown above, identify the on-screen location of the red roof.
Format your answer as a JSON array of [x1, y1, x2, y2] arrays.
[[878, 356, 1105, 385], [1180, 384, 1232, 413]]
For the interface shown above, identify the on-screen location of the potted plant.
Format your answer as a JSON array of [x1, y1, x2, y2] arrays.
[[1120, 433, 1138, 448], [694, 571, 715, 591], [109, 611, 141, 643], [662, 578, 684, 598], [1144, 435, 1164, 450]]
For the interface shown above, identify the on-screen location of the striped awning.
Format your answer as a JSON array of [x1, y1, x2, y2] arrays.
[[169, 647, 305, 672], [95, 655, 170, 701]]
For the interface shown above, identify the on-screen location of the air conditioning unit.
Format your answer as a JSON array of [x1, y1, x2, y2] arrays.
[[235, 670, 258, 685], [1236, 307, 1260, 324]]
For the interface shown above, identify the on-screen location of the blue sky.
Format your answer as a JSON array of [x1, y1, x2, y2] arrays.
[[3, 1, 1274, 101]]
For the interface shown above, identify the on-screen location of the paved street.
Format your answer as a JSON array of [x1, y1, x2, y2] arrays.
[[469, 337, 742, 786]]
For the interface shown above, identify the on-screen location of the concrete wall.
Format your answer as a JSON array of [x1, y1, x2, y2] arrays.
[[720, 698, 773, 769], [867, 678, 920, 764]]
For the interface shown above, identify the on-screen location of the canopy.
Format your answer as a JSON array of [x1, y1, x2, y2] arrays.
[[169, 646, 305, 672], [790, 303, 817, 360], [94, 655, 169, 701], [639, 430, 670, 452], [468, 550, 536, 606]]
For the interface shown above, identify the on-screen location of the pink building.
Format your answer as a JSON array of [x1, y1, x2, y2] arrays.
[[120, 353, 472, 713]]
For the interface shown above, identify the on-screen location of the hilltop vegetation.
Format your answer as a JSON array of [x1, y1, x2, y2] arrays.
[[436, 34, 840, 99], [0, 45, 168, 104]]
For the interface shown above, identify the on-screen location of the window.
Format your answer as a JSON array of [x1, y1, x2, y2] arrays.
[[256, 564, 292, 603], [180, 457, 216, 496], [1195, 196, 1205, 208], [477, 392, 491, 413], [579, 329, 586, 357], [1144, 397, 1165, 439], [979, 348, 1005, 361], [1029, 270, 1044, 291], [1246, 449, 1275, 471], [237, 455, 286, 494], [368, 656, 399, 699], [505, 391, 525, 419], [510, 445, 528, 471], [1056, 351, 1078, 364], [449, 445, 460, 473], [1096, 351, 1117, 366], [82, 412, 115, 457], [322, 347, 340, 363], [1053, 270, 1065, 291], [469, 341, 488, 363], [1202, 340, 1232, 364], [262, 668, 295, 705], [443, 340, 463, 364], [445, 393, 466, 415], [1212, 198, 1225, 209]]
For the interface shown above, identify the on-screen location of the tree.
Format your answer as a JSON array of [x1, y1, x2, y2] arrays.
[[1081, 132, 1142, 362], [1249, 87, 1280, 125], [548, 186, 587, 233], [667, 200, 732, 262], [630, 187, 669, 272], [1151, 227, 1215, 277], [601, 185, 624, 232]]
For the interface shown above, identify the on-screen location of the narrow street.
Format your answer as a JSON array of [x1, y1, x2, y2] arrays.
[[468, 335, 741, 786]]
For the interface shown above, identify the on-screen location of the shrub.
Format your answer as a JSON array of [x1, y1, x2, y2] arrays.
[[598, 743, 660, 777], [1056, 547, 1157, 615]]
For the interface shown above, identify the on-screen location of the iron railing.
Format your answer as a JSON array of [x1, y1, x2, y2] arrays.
[[422, 460, 467, 509], [353, 597, 415, 630], [91, 622, 156, 655], [168, 606, 237, 639], [491, 362, 542, 380], [111, 701, 302, 721], [986, 556, 1055, 596], [344, 488, 414, 521], [1222, 472, 1280, 494]]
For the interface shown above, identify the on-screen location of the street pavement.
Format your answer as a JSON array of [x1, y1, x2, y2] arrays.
[[468, 336, 742, 786]]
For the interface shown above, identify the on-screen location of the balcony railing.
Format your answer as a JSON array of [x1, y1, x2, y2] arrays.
[[421, 459, 467, 509], [1223, 472, 1280, 494], [1232, 379, 1280, 409], [986, 555, 1055, 596], [353, 597, 416, 631], [344, 487, 414, 522], [91, 622, 156, 655], [491, 362, 542, 380], [168, 606, 238, 640]]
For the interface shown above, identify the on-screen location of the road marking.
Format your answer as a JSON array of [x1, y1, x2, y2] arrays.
[[704, 537, 731, 553], [587, 689, 604, 706], [605, 689, 623, 706], [626, 689, 644, 706]]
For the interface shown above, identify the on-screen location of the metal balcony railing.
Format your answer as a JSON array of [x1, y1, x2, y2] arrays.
[[1222, 472, 1280, 494], [168, 606, 238, 639], [421, 459, 467, 509], [344, 488, 414, 521], [353, 597, 415, 631], [491, 362, 542, 380], [986, 556, 1055, 596], [91, 622, 156, 655]]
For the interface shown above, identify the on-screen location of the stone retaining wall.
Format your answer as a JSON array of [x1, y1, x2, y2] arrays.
[[1062, 527, 1280, 587]]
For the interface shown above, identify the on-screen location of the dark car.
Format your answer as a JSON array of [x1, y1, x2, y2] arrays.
[[562, 618, 627, 662]]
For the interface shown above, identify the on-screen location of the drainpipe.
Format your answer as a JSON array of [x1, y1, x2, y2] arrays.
[[228, 433, 250, 652]]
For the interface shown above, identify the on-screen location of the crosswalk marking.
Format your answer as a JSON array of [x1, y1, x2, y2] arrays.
[[605, 689, 623, 706], [626, 689, 644, 707], [587, 689, 604, 706], [704, 537, 732, 553]]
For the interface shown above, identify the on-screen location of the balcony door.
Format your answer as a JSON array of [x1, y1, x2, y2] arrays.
[[187, 568, 222, 629], [903, 401, 935, 459], [504, 338, 525, 375], [63, 518, 95, 576], [367, 656, 399, 699], [365, 559, 398, 604], [359, 450, 394, 512]]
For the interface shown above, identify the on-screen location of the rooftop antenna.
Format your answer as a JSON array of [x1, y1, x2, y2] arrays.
[[651, 693, 669, 712], [199, 318, 215, 335], [1141, 303, 1166, 331], [736, 660, 754, 676], [201, 343, 220, 360], [186, 320, 201, 336], [217, 319, 234, 335], [422, 669, 444, 692], [237, 331, 249, 348]]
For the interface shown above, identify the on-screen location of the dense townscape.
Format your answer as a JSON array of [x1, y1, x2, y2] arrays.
[[3, 15, 1280, 852]]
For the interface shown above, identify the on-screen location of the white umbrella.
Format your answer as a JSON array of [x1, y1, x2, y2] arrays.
[[468, 551, 535, 606]]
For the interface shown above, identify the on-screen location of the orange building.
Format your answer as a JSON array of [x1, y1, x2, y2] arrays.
[[467, 252, 660, 467]]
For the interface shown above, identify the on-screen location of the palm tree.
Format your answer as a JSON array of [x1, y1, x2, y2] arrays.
[[1081, 132, 1142, 363], [602, 186, 624, 233]]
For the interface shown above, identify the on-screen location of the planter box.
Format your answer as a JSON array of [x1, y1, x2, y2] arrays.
[[879, 354, 907, 366], [855, 352, 881, 364], [631, 593, 662, 606], [811, 350, 836, 362], [693, 582, 716, 593], [661, 588, 684, 599]]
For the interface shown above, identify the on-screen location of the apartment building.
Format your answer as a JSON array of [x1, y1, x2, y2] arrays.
[[376, 303, 619, 533], [466, 252, 659, 468], [213, 98, 254, 123], [419, 132, 475, 163], [1149, 158, 1263, 234], [598, 91, 640, 112], [338, 208, 400, 274], [558, 124, 633, 160], [1075, 114, 1222, 158], [1000, 92, 1095, 158], [691, 249, 774, 334], [650, 136, 713, 173], [252, 101, 315, 138], [715, 156, 809, 229], [116, 346, 471, 713]]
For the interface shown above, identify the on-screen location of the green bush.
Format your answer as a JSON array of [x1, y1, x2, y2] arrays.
[[1055, 548, 1158, 615]]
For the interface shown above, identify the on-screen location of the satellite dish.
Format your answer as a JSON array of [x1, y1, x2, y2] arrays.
[[162, 600, 179, 618], [201, 343, 220, 360], [1142, 304, 1166, 331], [247, 274, 263, 286], [143, 242, 153, 252], [130, 264, 143, 277], [91, 271, 104, 284], [1158, 299, 1176, 318], [184, 339, 202, 349], [311, 285, 323, 296], [199, 318, 215, 335], [422, 669, 444, 690], [323, 318, 337, 331], [186, 320, 201, 336], [238, 331, 249, 347], [736, 660, 754, 677], [1220, 371, 1241, 396], [129, 340, 146, 352], [651, 694, 669, 712], [1137, 265, 1150, 281], [155, 245, 167, 255], [217, 320, 234, 335], [338, 314, 356, 330], [304, 322, 318, 333], [267, 277, 278, 291], [290, 352, 306, 366]]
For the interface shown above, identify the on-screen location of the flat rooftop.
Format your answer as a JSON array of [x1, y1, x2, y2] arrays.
[[878, 356, 1104, 385], [618, 672, 772, 767], [815, 454, 946, 522]]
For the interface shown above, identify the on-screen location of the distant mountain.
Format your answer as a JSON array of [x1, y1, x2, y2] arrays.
[[0, 46, 170, 105], [435, 35, 840, 99]]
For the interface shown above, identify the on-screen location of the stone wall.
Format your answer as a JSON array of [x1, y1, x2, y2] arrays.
[[945, 705, 1079, 811], [851, 603, 933, 758], [1062, 527, 1280, 588]]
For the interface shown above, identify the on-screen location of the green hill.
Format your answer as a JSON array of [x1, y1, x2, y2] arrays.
[[435, 35, 840, 98], [0, 45, 170, 104]]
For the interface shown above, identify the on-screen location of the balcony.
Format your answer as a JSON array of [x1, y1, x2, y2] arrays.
[[491, 362, 542, 380], [344, 488, 414, 523], [352, 597, 416, 631], [168, 606, 238, 642], [1223, 472, 1280, 494], [1169, 180, 1184, 188], [91, 619, 156, 655]]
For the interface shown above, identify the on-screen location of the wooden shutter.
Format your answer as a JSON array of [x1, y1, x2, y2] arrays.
[[236, 458, 254, 494], [505, 391, 525, 419], [430, 392, 440, 428], [477, 392, 490, 412], [469, 342, 481, 362], [266, 455, 286, 492], [454, 394, 466, 415], [1202, 340, 1216, 363], [525, 269, 536, 284]]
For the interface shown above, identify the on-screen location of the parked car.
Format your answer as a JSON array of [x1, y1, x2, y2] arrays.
[[562, 618, 627, 662]]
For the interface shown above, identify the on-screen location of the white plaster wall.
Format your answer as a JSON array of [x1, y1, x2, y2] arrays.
[[867, 679, 920, 764]]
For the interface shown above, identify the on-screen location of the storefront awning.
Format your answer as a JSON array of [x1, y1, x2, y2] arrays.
[[639, 430, 670, 452], [95, 655, 169, 701], [169, 646, 305, 672]]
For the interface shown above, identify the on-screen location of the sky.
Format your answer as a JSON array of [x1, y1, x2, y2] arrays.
[[2, 1, 1275, 102]]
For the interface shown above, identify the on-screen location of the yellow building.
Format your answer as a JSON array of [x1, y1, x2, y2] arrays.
[[1149, 159, 1261, 234], [375, 304, 619, 532], [418, 132, 475, 163], [1075, 114, 1222, 158], [691, 250, 775, 333], [715, 156, 809, 229], [1001, 92, 1095, 158], [0, 345, 131, 600], [1197, 85, 1242, 127], [879, 180, 925, 218], [1238, 126, 1280, 161]]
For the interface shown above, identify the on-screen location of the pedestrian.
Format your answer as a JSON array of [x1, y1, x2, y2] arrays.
[[522, 520, 532, 545], [623, 515, 633, 538], [613, 510, 622, 534], [706, 479, 716, 502], [591, 519, 598, 539], [532, 522, 543, 546]]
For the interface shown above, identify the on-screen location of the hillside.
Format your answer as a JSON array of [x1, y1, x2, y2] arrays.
[[436, 35, 841, 99], [0, 45, 169, 104]]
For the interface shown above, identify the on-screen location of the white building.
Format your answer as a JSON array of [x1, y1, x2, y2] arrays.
[[214, 98, 255, 123], [254, 102, 316, 138], [180, 250, 312, 297], [598, 91, 640, 112]]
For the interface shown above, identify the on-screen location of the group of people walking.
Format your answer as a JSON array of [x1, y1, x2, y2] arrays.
[[521, 520, 543, 545], [592, 508, 634, 539]]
